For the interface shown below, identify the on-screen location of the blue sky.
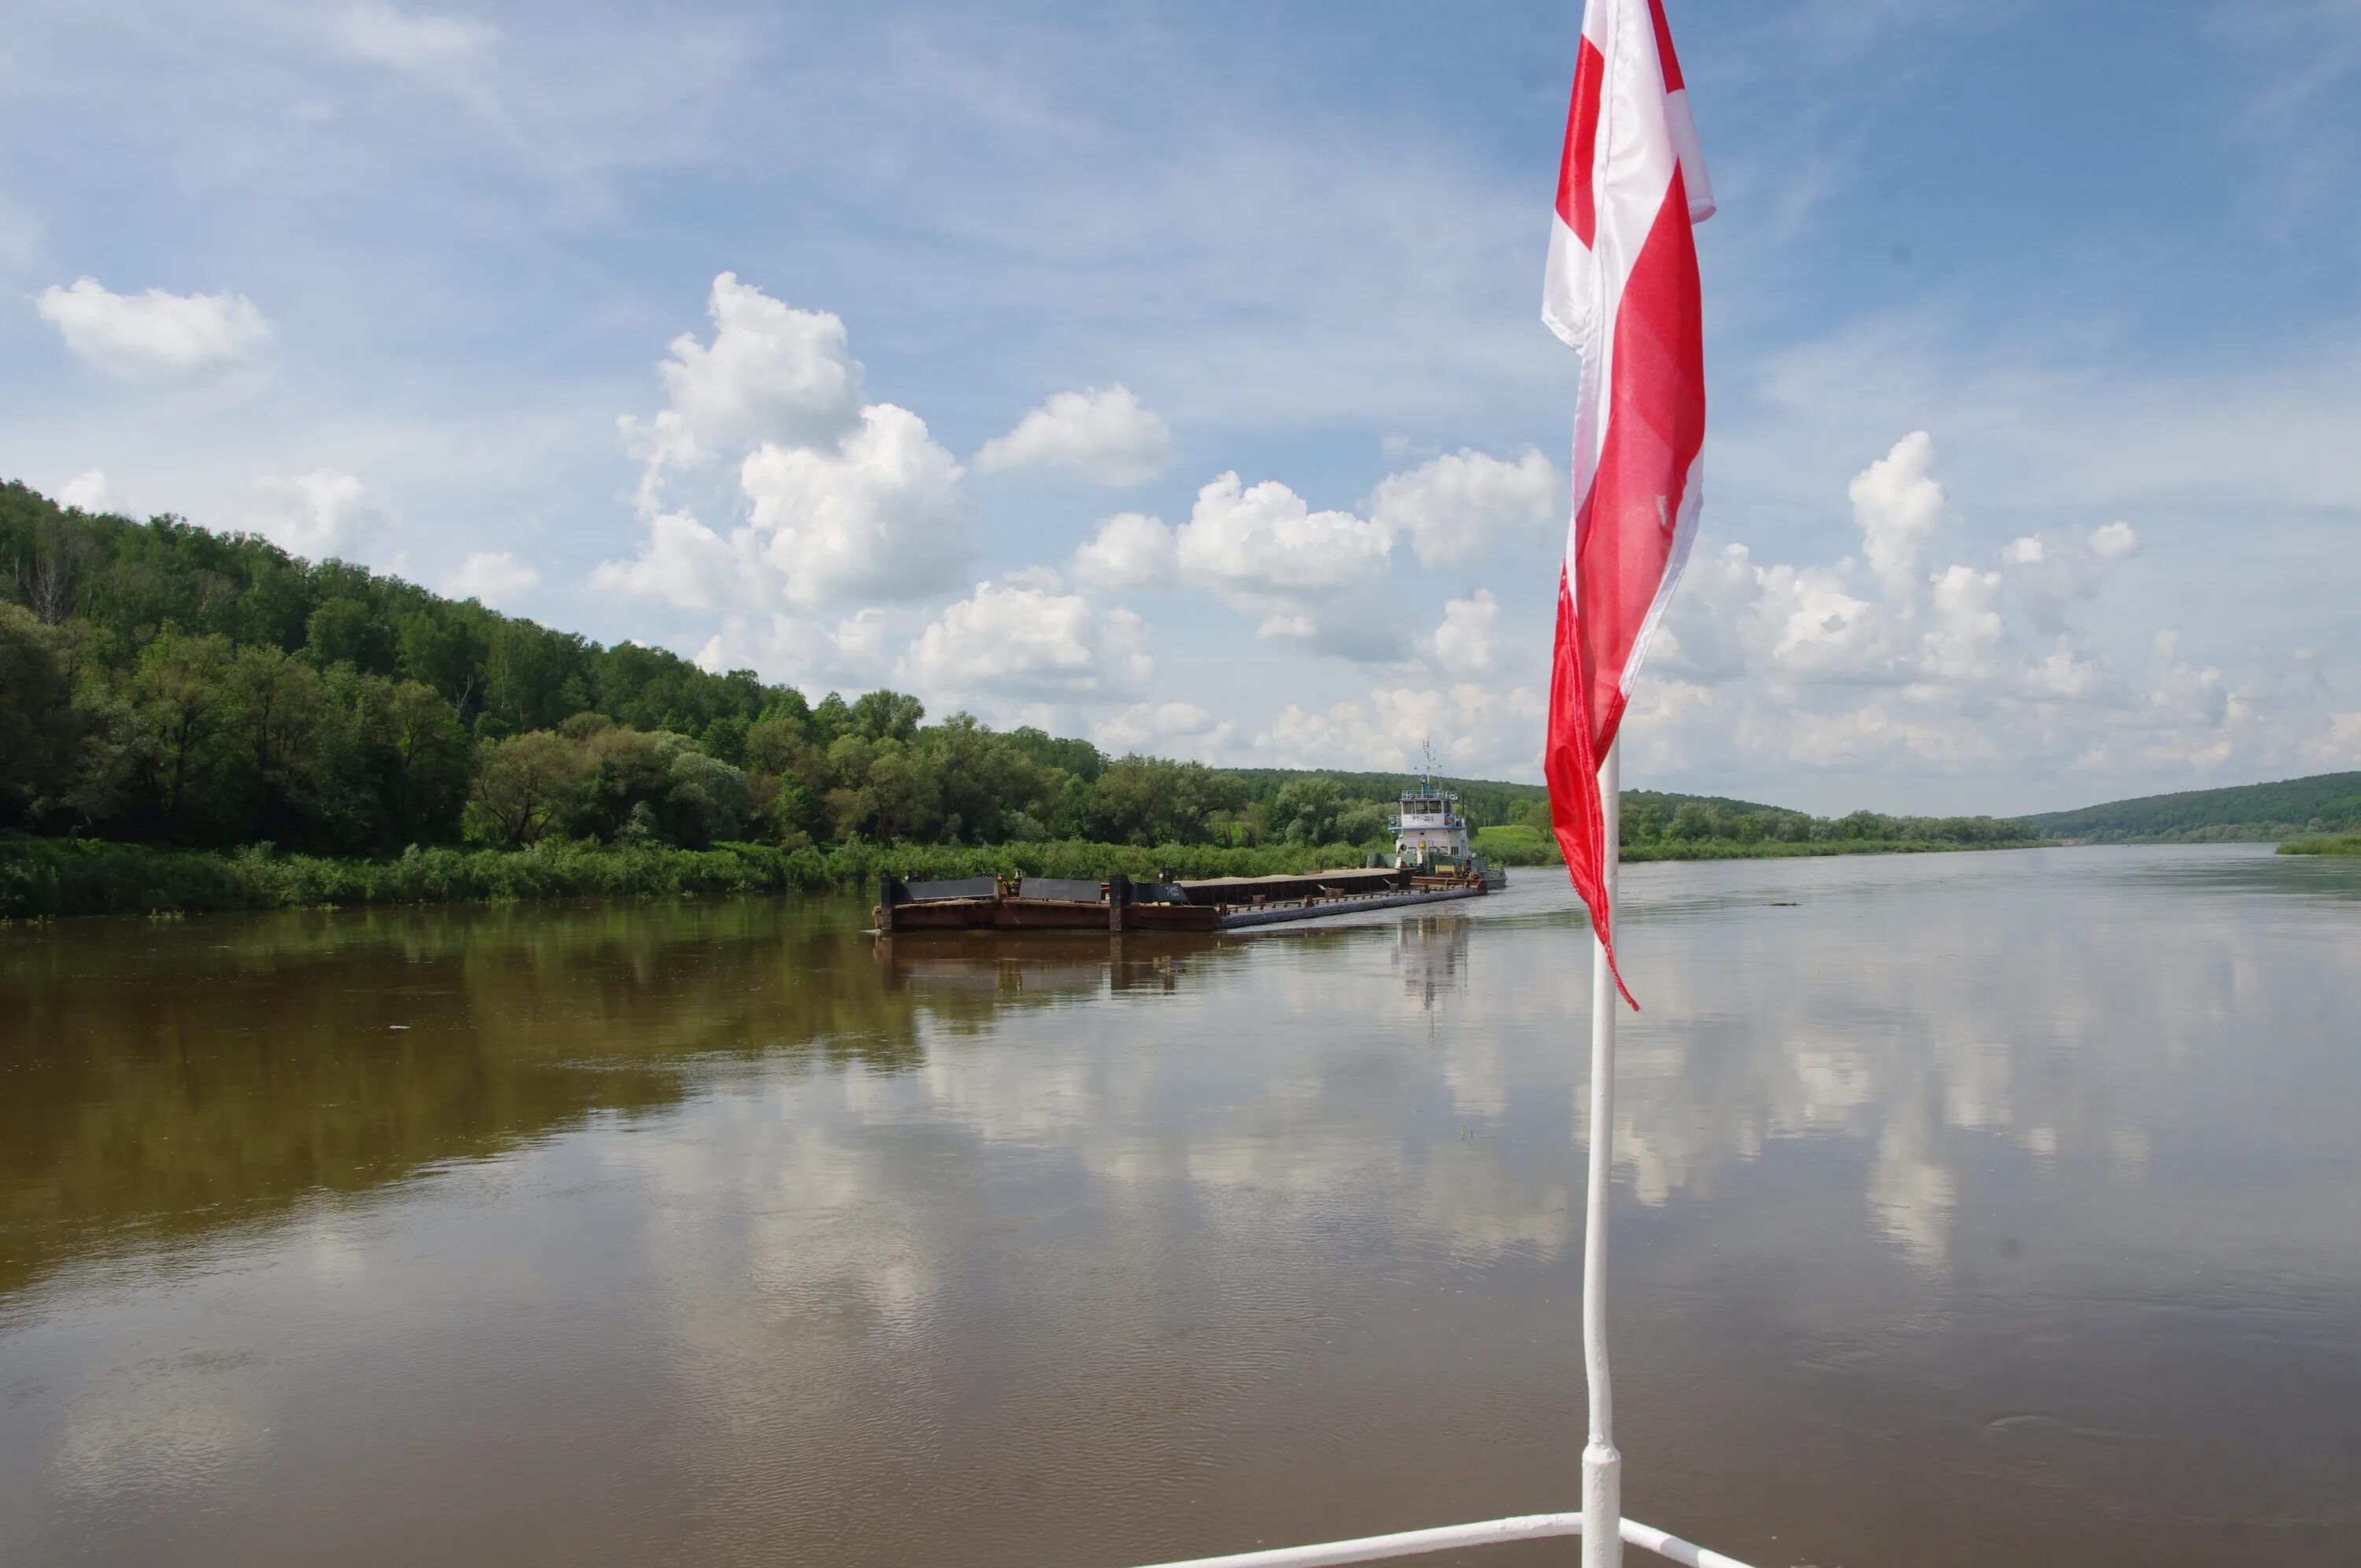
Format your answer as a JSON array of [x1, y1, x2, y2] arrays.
[[3, 0, 2356, 814]]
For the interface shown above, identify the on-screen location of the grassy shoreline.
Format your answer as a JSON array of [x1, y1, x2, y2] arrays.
[[5, 832, 2052, 919], [2278, 835, 2361, 857], [0, 836, 1386, 919]]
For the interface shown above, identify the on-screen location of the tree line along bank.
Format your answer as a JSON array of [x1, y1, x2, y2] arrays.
[[2, 481, 2039, 913]]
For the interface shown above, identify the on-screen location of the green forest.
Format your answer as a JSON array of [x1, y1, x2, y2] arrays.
[[2, 481, 2039, 913], [2024, 772, 2361, 842]]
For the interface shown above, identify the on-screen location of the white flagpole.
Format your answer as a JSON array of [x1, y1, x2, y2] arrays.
[[1581, 736, 1623, 1568]]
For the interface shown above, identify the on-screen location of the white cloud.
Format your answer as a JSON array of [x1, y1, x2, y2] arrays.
[[325, 3, 498, 79], [1922, 564, 2005, 681], [620, 271, 866, 500], [598, 405, 971, 611], [55, 470, 109, 511], [599, 279, 971, 636], [1092, 700, 1235, 758], [1753, 559, 1888, 679], [1428, 588, 1500, 676], [246, 470, 392, 560], [974, 384, 1171, 485], [1616, 432, 2278, 792], [737, 404, 969, 604], [35, 277, 272, 380], [1070, 511, 1177, 590], [1368, 448, 1561, 567], [443, 550, 539, 607], [1848, 429, 1951, 602], [1176, 472, 1393, 596], [897, 578, 1151, 703], [590, 508, 748, 611], [1257, 684, 1544, 777], [1059, 471, 1407, 659], [2022, 640, 2108, 703]]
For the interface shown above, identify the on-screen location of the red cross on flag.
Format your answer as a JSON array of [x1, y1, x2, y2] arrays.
[[1542, 0, 1713, 1009]]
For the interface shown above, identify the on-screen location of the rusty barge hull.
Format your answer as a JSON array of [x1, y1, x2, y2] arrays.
[[873, 867, 1487, 935], [878, 897, 1222, 933]]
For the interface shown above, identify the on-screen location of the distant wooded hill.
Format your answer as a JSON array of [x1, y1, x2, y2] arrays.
[[2023, 773, 2361, 842]]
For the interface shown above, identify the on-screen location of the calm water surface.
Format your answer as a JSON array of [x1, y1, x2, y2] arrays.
[[2, 845, 2358, 1566]]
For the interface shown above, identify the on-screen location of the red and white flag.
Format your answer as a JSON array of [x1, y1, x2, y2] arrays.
[[1543, 0, 1713, 1008]]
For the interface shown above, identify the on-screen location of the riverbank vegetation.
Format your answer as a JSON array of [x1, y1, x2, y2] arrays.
[[4, 481, 2041, 915], [2277, 835, 2361, 856], [0, 836, 1408, 918], [1474, 802, 2042, 868]]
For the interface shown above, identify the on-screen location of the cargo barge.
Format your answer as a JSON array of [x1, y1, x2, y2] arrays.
[[873, 777, 1506, 934]]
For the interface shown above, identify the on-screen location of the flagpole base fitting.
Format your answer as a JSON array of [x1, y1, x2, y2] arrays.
[[1582, 1441, 1622, 1568]]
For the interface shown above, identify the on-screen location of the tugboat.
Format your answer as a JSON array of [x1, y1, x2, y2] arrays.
[[1389, 767, 1509, 891]]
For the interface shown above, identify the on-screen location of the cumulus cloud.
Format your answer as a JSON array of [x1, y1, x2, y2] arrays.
[[737, 404, 969, 603], [619, 271, 866, 498], [1177, 471, 1392, 596], [1623, 431, 2255, 786], [1922, 564, 2005, 682], [597, 275, 972, 643], [897, 579, 1151, 703], [1368, 448, 1561, 566], [35, 277, 272, 380], [1849, 429, 1951, 602], [1428, 588, 1500, 676], [591, 509, 748, 611], [443, 550, 539, 607], [1752, 556, 1888, 679], [1092, 700, 1236, 758], [1065, 471, 1407, 657], [55, 470, 109, 511], [1166, 470, 1406, 654], [1070, 511, 1177, 590], [246, 470, 392, 560], [974, 385, 1171, 485]]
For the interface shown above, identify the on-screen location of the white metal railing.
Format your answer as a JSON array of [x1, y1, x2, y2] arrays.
[[1123, 1511, 1761, 1568]]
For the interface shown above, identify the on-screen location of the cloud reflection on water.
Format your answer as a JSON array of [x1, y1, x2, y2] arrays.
[[5, 848, 2361, 1566]]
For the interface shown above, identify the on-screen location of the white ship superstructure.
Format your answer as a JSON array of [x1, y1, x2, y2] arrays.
[[1391, 776, 1507, 889]]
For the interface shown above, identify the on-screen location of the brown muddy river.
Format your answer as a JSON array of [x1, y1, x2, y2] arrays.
[[2, 844, 2358, 1566]]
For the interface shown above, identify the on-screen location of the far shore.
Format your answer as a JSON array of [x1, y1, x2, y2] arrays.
[[3, 832, 2053, 921]]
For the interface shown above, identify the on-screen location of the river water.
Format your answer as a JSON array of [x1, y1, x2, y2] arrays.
[[2, 845, 2357, 1566]]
